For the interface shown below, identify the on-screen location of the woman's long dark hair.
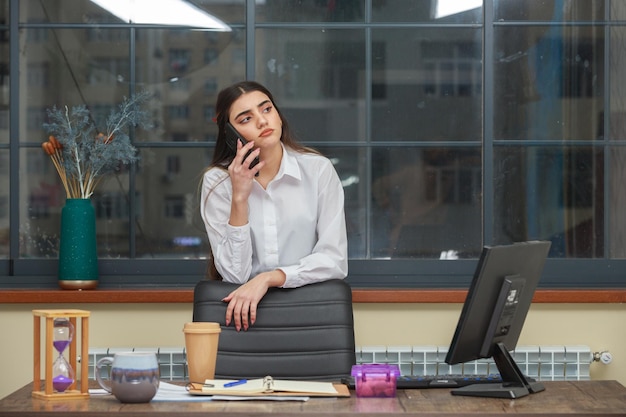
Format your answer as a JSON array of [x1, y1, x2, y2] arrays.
[[204, 81, 317, 280]]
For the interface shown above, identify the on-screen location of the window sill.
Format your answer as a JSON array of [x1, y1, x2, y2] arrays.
[[1, 288, 625, 303]]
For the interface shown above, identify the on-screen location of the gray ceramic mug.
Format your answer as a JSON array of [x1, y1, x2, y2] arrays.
[[96, 352, 160, 403]]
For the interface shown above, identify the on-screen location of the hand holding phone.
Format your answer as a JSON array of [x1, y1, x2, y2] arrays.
[[225, 122, 260, 174]]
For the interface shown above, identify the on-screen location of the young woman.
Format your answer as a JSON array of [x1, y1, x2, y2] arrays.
[[200, 81, 348, 331]]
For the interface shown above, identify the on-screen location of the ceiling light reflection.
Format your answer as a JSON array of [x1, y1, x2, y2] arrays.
[[434, 0, 482, 19], [90, 0, 231, 31]]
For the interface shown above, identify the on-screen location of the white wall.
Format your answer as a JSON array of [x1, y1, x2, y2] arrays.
[[1, 302, 624, 399]]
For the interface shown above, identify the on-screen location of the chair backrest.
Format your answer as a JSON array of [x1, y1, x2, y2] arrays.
[[192, 279, 356, 381]]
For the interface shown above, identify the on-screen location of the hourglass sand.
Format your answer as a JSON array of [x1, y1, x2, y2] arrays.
[[32, 309, 90, 400]]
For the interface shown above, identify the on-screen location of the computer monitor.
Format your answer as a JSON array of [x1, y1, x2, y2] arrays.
[[444, 240, 551, 399]]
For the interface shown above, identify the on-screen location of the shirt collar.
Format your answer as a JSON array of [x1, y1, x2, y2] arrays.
[[276, 143, 302, 181]]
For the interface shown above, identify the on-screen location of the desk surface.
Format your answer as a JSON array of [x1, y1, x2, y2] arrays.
[[1, 381, 625, 417]]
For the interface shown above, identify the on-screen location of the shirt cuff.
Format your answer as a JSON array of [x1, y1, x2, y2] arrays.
[[277, 265, 299, 288], [225, 222, 250, 241]]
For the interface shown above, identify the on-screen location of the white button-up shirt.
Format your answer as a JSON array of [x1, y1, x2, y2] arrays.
[[200, 146, 348, 288]]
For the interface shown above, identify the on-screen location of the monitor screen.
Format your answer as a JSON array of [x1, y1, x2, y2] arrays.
[[444, 240, 551, 399]]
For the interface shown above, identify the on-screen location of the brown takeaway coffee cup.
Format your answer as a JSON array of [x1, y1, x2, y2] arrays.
[[183, 322, 221, 383]]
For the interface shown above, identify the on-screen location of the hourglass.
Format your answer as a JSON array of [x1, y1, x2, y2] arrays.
[[52, 318, 75, 392], [32, 309, 90, 400]]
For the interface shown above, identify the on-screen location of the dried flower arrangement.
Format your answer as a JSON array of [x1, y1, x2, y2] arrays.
[[41, 92, 152, 199]]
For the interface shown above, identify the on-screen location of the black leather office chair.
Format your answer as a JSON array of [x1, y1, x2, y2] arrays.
[[192, 279, 356, 381]]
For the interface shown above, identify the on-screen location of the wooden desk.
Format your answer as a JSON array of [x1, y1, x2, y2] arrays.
[[1, 381, 625, 416]]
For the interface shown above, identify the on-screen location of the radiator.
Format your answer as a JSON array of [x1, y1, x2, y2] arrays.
[[356, 345, 592, 381], [86, 345, 592, 382]]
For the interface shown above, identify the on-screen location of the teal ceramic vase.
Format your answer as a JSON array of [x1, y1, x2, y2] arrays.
[[58, 198, 99, 290]]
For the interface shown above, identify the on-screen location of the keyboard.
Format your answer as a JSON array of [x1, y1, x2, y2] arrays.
[[395, 374, 503, 389], [342, 374, 504, 389]]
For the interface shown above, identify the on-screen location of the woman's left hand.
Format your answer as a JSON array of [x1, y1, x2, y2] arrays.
[[222, 270, 286, 331]]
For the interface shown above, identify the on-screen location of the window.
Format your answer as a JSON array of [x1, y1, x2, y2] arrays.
[[28, 194, 50, 218], [26, 107, 46, 131], [3, 1, 626, 290], [204, 48, 218, 65], [94, 193, 129, 220], [27, 62, 49, 87], [203, 106, 215, 123], [0, 195, 7, 218], [171, 133, 189, 142], [164, 196, 184, 219], [168, 105, 189, 120], [169, 49, 191, 73], [204, 78, 218, 95], [421, 42, 481, 98], [0, 110, 8, 130], [166, 155, 180, 179]]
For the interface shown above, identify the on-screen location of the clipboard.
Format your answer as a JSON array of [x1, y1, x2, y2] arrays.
[[187, 376, 350, 397]]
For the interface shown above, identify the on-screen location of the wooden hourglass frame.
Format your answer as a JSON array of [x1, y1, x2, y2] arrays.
[[32, 309, 90, 400]]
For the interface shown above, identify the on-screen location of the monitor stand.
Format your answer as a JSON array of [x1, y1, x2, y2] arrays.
[[451, 342, 546, 399]]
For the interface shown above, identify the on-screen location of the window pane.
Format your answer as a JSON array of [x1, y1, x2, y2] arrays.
[[318, 146, 367, 259], [372, 147, 482, 259], [372, 28, 482, 142], [0, 26, 6, 143], [610, 28, 626, 140], [0, 149, 7, 258], [256, 29, 365, 142], [611, 1, 626, 20], [135, 28, 245, 142], [372, 0, 482, 23], [20, 148, 134, 258], [20, 28, 131, 143], [610, 147, 626, 258], [494, 26, 604, 140], [494, 0, 605, 22], [20, 148, 63, 258], [608, 25, 626, 259], [0, 2, 6, 140], [257, 0, 365, 23], [494, 146, 603, 258], [135, 148, 211, 259]]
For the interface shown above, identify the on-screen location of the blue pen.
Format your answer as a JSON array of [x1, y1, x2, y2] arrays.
[[223, 379, 247, 388]]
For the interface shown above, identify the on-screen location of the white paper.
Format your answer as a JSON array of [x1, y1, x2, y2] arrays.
[[152, 381, 212, 402], [211, 395, 310, 401]]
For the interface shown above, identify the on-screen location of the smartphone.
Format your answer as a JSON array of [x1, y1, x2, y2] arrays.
[[225, 122, 260, 172]]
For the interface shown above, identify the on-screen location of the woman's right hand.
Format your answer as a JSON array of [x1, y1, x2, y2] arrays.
[[228, 139, 262, 225], [229, 140, 262, 195]]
